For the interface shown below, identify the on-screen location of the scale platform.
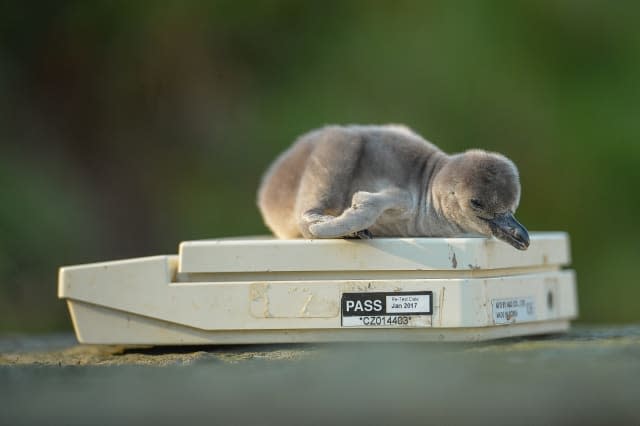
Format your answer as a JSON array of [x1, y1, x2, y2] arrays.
[[58, 232, 577, 344]]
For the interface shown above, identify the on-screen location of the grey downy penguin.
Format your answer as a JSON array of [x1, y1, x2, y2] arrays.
[[257, 125, 530, 250]]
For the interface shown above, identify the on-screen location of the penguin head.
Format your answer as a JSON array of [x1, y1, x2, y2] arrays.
[[434, 150, 530, 250]]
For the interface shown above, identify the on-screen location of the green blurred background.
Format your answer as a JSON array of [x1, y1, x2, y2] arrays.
[[1, 0, 638, 332]]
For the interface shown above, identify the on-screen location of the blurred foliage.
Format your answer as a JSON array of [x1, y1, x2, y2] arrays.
[[1, 0, 639, 332]]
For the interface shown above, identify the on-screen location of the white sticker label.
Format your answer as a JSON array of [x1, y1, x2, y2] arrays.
[[341, 291, 433, 328], [492, 297, 536, 324], [342, 315, 431, 327], [385, 294, 430, 314]]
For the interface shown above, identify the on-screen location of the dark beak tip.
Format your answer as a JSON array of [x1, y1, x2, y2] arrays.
[[486, 213, 530, 251], [514, 231, 530, 251], [507, 237, 529, 251]]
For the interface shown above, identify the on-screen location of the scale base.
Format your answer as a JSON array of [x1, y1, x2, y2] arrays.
[[59, 233, 578, 345], [68, 300, 571, 344]]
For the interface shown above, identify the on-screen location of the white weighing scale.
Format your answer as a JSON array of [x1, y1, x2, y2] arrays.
[[58, 232, 577, 344]]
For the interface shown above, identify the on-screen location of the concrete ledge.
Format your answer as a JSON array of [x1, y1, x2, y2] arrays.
[[2, 325, 639, 424]]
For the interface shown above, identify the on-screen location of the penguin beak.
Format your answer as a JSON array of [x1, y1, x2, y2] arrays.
[[487, 213, 530, 250]]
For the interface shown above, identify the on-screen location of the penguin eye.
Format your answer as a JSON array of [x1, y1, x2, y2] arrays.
[[470, 199, 484, 209]]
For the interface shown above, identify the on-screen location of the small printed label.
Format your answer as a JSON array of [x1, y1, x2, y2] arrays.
[[385, 294, 430, 314], [492, 297, 536, 324], [341, 291, 432, 327]]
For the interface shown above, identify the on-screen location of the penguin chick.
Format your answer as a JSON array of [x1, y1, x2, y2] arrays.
[[257, 125, 530, 250]]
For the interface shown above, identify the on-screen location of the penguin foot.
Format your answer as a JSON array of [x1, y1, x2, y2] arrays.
[[345, 229, 373, 239]]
